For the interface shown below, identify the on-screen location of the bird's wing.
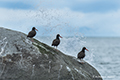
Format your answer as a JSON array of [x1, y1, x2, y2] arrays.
[[27, 31, 36, 37], [77, 51, 82, 58], [52, 39, 60, 46]]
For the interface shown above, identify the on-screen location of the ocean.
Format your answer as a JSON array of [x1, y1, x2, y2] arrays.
[[36, 36, 120, 80]]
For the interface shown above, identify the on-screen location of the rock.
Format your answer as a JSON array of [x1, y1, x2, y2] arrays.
[[0, 27, 103, 80]]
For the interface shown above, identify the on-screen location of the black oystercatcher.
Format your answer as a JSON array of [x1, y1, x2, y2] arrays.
[[77, 47, 89, 60], [27, 27, 38, 42], [52, 34, 62, 48]]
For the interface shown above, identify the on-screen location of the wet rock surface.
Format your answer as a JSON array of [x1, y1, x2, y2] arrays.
[[0, 27, 103, 80]]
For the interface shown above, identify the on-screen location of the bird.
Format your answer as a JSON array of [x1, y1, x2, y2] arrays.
[[77, 47, 89, 60], [27, 27, 38, 42], [52, 34, 62, 48]]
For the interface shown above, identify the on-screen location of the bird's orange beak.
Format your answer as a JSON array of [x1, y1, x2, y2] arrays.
[[60, 36, 62, 38], [35, 29, 38, 31], [86, 49, 89, 51]]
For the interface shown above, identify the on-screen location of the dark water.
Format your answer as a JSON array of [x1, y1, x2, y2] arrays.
[[36, 36, 120, 80]]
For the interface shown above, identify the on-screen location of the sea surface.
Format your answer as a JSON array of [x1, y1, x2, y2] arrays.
[[36, 36, 120, 80]]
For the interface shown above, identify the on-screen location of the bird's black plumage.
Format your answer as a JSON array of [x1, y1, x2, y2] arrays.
[[27, 27, 38, 38], [77, 47, 89, 60], [52, 34, 62, 48]]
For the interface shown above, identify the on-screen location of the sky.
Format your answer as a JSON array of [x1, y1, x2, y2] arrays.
[[0, 0, 120, 37]]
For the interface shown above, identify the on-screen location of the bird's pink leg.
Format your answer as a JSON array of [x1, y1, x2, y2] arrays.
[[31, 38, 34, 42]]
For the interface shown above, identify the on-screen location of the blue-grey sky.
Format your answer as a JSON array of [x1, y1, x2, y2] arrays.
[[0, 0, 120, 37]]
